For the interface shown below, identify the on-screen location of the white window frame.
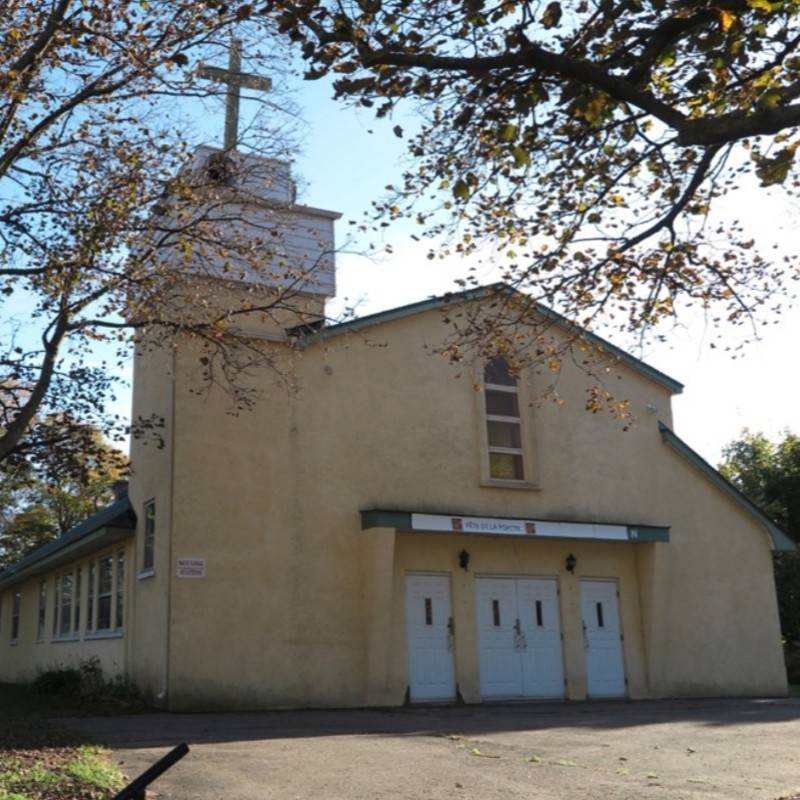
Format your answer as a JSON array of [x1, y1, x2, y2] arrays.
[[96, 554, 114, 632], [476, 360, 539, 489], [56, 570, 78, 640]]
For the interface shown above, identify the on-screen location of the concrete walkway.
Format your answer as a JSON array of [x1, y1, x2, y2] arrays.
[[64, 698, 800, 800]]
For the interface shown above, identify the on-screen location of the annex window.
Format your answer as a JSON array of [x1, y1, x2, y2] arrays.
[[115, 550, 125, 630], [11, 591, 20, 642], [37, 579, 47, 641], [97, 555, 113, 631], [142, 500, 155, 573], [75, 567, 82, 634], [87, 561, 96, 633], [484, 357, 525, 481], [59, 572, 74, 637]]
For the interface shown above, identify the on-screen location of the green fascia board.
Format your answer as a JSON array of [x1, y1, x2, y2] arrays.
[[299, 283, 684, 395], [361, 510, 413, 530], [658, 421, 795, 552], [628, 525, 671, 542], [361, 509, 669, 542], [0, 496, 136, 590]]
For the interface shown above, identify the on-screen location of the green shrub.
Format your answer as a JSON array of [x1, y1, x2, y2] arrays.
[[31, 657, 145, 709]]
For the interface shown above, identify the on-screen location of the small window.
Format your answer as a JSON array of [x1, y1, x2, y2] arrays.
[[492, 599, 501, 627], [97, 556, 113, 630], [143, 500, 155, 572], [59, 573, 73, 637], [535, 600, 543, 628], [424, 597, 432, 626], [596, 602, 604, 628], [74, 567, 82, 634], [11, 592, 20, 642], [115, 550, 125, 630], [37, 579, 47, 640], [484, 357, 525, 481]]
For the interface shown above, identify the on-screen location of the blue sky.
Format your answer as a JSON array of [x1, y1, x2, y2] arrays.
[[24, 58, 797, 466]]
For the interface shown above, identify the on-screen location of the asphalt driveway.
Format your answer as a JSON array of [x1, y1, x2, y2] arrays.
[[64, 698, 800, 800]]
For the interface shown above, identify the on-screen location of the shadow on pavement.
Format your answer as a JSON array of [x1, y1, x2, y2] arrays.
[[62, 696, 800, 749]]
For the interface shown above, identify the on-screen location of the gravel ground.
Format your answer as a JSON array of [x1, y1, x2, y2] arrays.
[[63, 698, 800, 800]]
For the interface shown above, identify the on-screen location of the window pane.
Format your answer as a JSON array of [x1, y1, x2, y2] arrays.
[[485, 390, 519, 417], [60, 574, 73, 636], [97, 596, 112, 631], [38, 580, 46, 639], [484, 357, 516, 386], [87, 563, 95, 633], [116, 550, 124, 630], [487, 420, 522, 449], [143, 501, 155, 570], [99, 557, 113, 594], [489, 452, 524, 480]]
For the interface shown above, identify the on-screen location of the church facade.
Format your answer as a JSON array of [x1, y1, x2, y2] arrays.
[[0, 150, 792, 710]]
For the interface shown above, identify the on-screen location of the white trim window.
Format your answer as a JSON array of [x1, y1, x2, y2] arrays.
[[483, 357, 525, 481], [87, 561, 96, 633], [52, 578, 60, 637], [142, 500, 155, 573], [97, 555, 113, 631], [75, 567, 82, 635], [37, 579, 47, 641], [115, 549, 124, 630], [11, 591, 20, 643], [59, 572, 74, 637]]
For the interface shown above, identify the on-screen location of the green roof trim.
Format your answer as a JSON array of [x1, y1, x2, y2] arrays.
[[658, 422, 795, 552], [299, 283, 683, 395], [0, 496, 137, 591], [361, 509, 669, 543]]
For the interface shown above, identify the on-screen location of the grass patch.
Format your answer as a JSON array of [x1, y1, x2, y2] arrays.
[[0, 683, 126, 800], [789, 685, 800, 698]]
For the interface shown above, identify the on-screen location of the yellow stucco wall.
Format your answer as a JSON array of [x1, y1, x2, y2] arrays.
[[144, 301, 786, 709]]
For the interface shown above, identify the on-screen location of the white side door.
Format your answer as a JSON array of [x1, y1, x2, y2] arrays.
[[475, 577, 523, 698], [581, 579, 626, 698], [405, 573, 456, 702], [516, 578, 565, 698]]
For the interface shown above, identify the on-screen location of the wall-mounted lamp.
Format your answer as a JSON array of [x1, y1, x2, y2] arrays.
[[458, 549, 471, 571], [565, 553, 577, 573]]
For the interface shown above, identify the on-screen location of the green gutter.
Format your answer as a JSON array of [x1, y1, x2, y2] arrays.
[[298, 283, 683, 395], [658, 422, 795, 552]]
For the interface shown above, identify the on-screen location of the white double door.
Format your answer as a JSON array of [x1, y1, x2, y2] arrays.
[[405, 573, 456, 702], [475, 577, 565, 699], [580, 579, 626, 697]]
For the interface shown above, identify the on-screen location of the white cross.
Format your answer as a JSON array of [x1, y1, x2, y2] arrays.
[[198, 38, 272, 151]]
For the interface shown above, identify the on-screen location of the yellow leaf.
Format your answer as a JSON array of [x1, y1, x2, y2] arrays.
[[719, 9, 736, 31]]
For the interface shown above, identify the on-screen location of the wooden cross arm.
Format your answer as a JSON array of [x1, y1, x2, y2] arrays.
[[198, 64, 272, 92]]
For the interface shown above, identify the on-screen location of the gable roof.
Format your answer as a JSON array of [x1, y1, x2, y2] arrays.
[[299, 283, 683, 395], [658, 422, 795, 552], [0, 496, 137, 591]]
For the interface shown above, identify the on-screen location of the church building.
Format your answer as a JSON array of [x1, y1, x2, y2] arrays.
[[0, 145, 793, 710]]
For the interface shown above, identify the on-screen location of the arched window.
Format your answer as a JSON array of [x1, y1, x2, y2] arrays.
[[484, 357, 524, 480]]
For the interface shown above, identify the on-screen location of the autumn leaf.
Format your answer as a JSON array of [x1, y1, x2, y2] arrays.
[[719, 9, 736, 31], [755, 146, 797, 186], [541, 1, 562, 28]]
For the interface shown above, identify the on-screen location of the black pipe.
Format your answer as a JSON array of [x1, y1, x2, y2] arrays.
[[111, 742, 190, 800]]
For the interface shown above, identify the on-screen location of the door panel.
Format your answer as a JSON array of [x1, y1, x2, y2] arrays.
[[516, 578, 565, 698], [475, 577, 564, 699], [475, 578, 523, 698], [581, 580, 626, 698], [405, 574, 456, 702]]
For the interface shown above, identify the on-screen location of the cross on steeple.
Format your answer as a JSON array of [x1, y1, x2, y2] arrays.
[[198, 38, 272, 151]]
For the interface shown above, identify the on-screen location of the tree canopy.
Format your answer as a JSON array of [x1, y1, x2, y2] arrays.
[[0, 418, 128, 570], [267, 0, 800, 343], [719, 429, 800, 644], [0, 1, 317, 472]]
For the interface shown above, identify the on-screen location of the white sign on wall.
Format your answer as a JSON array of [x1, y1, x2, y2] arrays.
[[410, 513, 629, 541], [176, 557, 206, 578]]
